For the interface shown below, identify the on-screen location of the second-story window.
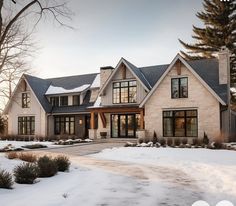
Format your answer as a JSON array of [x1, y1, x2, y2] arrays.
[[113, 80, 137, 104], [60, 96, 68, 106], [171, 77, 188, 99], [73, 95, 80, 106], [50, 97, 59, 107], [22, 93, 30, 108]]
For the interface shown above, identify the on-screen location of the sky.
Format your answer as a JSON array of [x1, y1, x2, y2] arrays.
[[31, 0, 204, 78]]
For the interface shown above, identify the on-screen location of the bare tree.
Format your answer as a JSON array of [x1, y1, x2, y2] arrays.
[[0, 0, 72, 112]]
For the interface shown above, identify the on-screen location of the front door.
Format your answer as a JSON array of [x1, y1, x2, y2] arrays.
[[111, 114, 136, 138]]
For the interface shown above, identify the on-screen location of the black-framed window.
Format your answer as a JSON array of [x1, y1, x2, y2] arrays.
[[54, 116, 75, 135], [22, 93, 30, 108], [60, 96, 68, 106], [171, 77, 188, 98], [73, 95, 80, 106], [50, 96, 59, 107], [113, 80, 137, 104], [18, 116, 35, 135], [163, 110, 197, 137]]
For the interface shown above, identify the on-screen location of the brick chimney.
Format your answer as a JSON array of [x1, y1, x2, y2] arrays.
[[100, 66, 114, 88], [218, 47, 230, 85]]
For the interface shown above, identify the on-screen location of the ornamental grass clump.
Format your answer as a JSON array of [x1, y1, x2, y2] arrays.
[[37, 155, 58, 177], [14, 163, 38, 184], [0, 169, 13, 189]]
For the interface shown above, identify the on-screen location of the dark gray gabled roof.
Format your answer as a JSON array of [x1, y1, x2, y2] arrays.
[[24, 74, 52, 112], [24, 73, 98, 113], [139, 64, 169, 88], [47, 73, 98, 90], [188, 58, 227, 103], [122, 58, 152, 90]]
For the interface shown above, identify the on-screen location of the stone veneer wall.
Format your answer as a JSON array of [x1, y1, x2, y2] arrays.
[[144, 64, 221, 141]]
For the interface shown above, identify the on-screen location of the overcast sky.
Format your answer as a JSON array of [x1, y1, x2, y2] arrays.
[[32, 0, 203, 78]]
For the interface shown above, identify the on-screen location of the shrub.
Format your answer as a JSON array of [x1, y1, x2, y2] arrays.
[[182, 138, 188, 145], [167, 138, 173, 147], [22, 144, 47, 149], [14, 163, 38, 184], [144, 136, 150, 144], [174, 138, 181, 147], [212, 139, 224, 149], [159, 138, 166, 146], [0, 169, 13, 189], [54, 155, 70, 172], [37, 156, 58, 177], [202, 132, 209, 145], [6, 152, 18, 160], [18, 153, 37, 163], [152, 131, 158, 144], [138, 137, 144, 144], [192, 138, 198, 146]]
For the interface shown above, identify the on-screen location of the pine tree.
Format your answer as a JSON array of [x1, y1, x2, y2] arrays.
[[179, 0, 236, 83]]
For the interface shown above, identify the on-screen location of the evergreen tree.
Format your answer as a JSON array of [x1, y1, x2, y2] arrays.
[[179, 0, 236, 83]]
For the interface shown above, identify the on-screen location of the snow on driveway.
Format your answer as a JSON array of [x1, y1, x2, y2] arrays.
[[92, 147, 236, 205]]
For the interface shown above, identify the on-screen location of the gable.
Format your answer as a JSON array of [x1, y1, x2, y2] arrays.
[[4, 77, 45, 115], [140, 54, 226, 107], [99, 58, 150, 96]]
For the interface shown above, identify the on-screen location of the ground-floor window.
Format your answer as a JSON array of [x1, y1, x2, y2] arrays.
[[54, 116, 75, 135], [18, 116, 35, 135], [163, 110, 197, 137]]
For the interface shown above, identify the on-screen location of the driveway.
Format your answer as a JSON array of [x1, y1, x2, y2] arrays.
[[40, 142, 125, 156]]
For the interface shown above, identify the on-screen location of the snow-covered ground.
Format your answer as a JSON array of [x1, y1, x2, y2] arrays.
[[0, 147, 236, 206], [0, 140, 58, 149], [93, 147, 236, 205]]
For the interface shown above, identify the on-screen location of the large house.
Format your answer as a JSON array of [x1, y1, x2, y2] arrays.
[[3, 49, 234, 141]]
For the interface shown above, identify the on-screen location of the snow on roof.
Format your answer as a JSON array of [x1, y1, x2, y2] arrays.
[[90, 74, 100, 89], [94, 96, 101, 107], [45, 84, 90, 95]]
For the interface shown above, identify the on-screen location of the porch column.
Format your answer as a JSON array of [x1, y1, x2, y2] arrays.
[[90, 111, 95, 129], [140, 109, 144, 130]]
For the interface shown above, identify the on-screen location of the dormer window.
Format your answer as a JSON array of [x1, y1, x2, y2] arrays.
[[50, 97, 59, 107], [73, 95, 80, 106], [60, 96, 68, 106], [22, 93, 30, 108], [171, 77, 188, 99], [113, 80, 137, 104]]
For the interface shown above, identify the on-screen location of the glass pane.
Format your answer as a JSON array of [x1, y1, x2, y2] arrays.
[[163, 118, 173, 136], [121, 88, 128, 103], [174, 118, 185, 136], [129, 87, 137, 103], [136, 114, 141, 130], [111, 115, 118, 137], [175, 111, 185, 117], [171, 79, 179, 98], [127, 115, 135, 137], [186, 110, 197, 117], [70, 122, 75, 135], [129, 81, 137, 86], [113, 82, 120, 88], [180, 78, 188, 98], [163, 111, 173, 117], [119, 115, 126, 136], [186, 117, 197, 136], [121, 81, 128, 87], [113, 88, 120, 103]]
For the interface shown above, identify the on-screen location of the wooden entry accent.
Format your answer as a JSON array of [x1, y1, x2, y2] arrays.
[[99, 113, 106, 128], [89, 107, 144, 130]]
